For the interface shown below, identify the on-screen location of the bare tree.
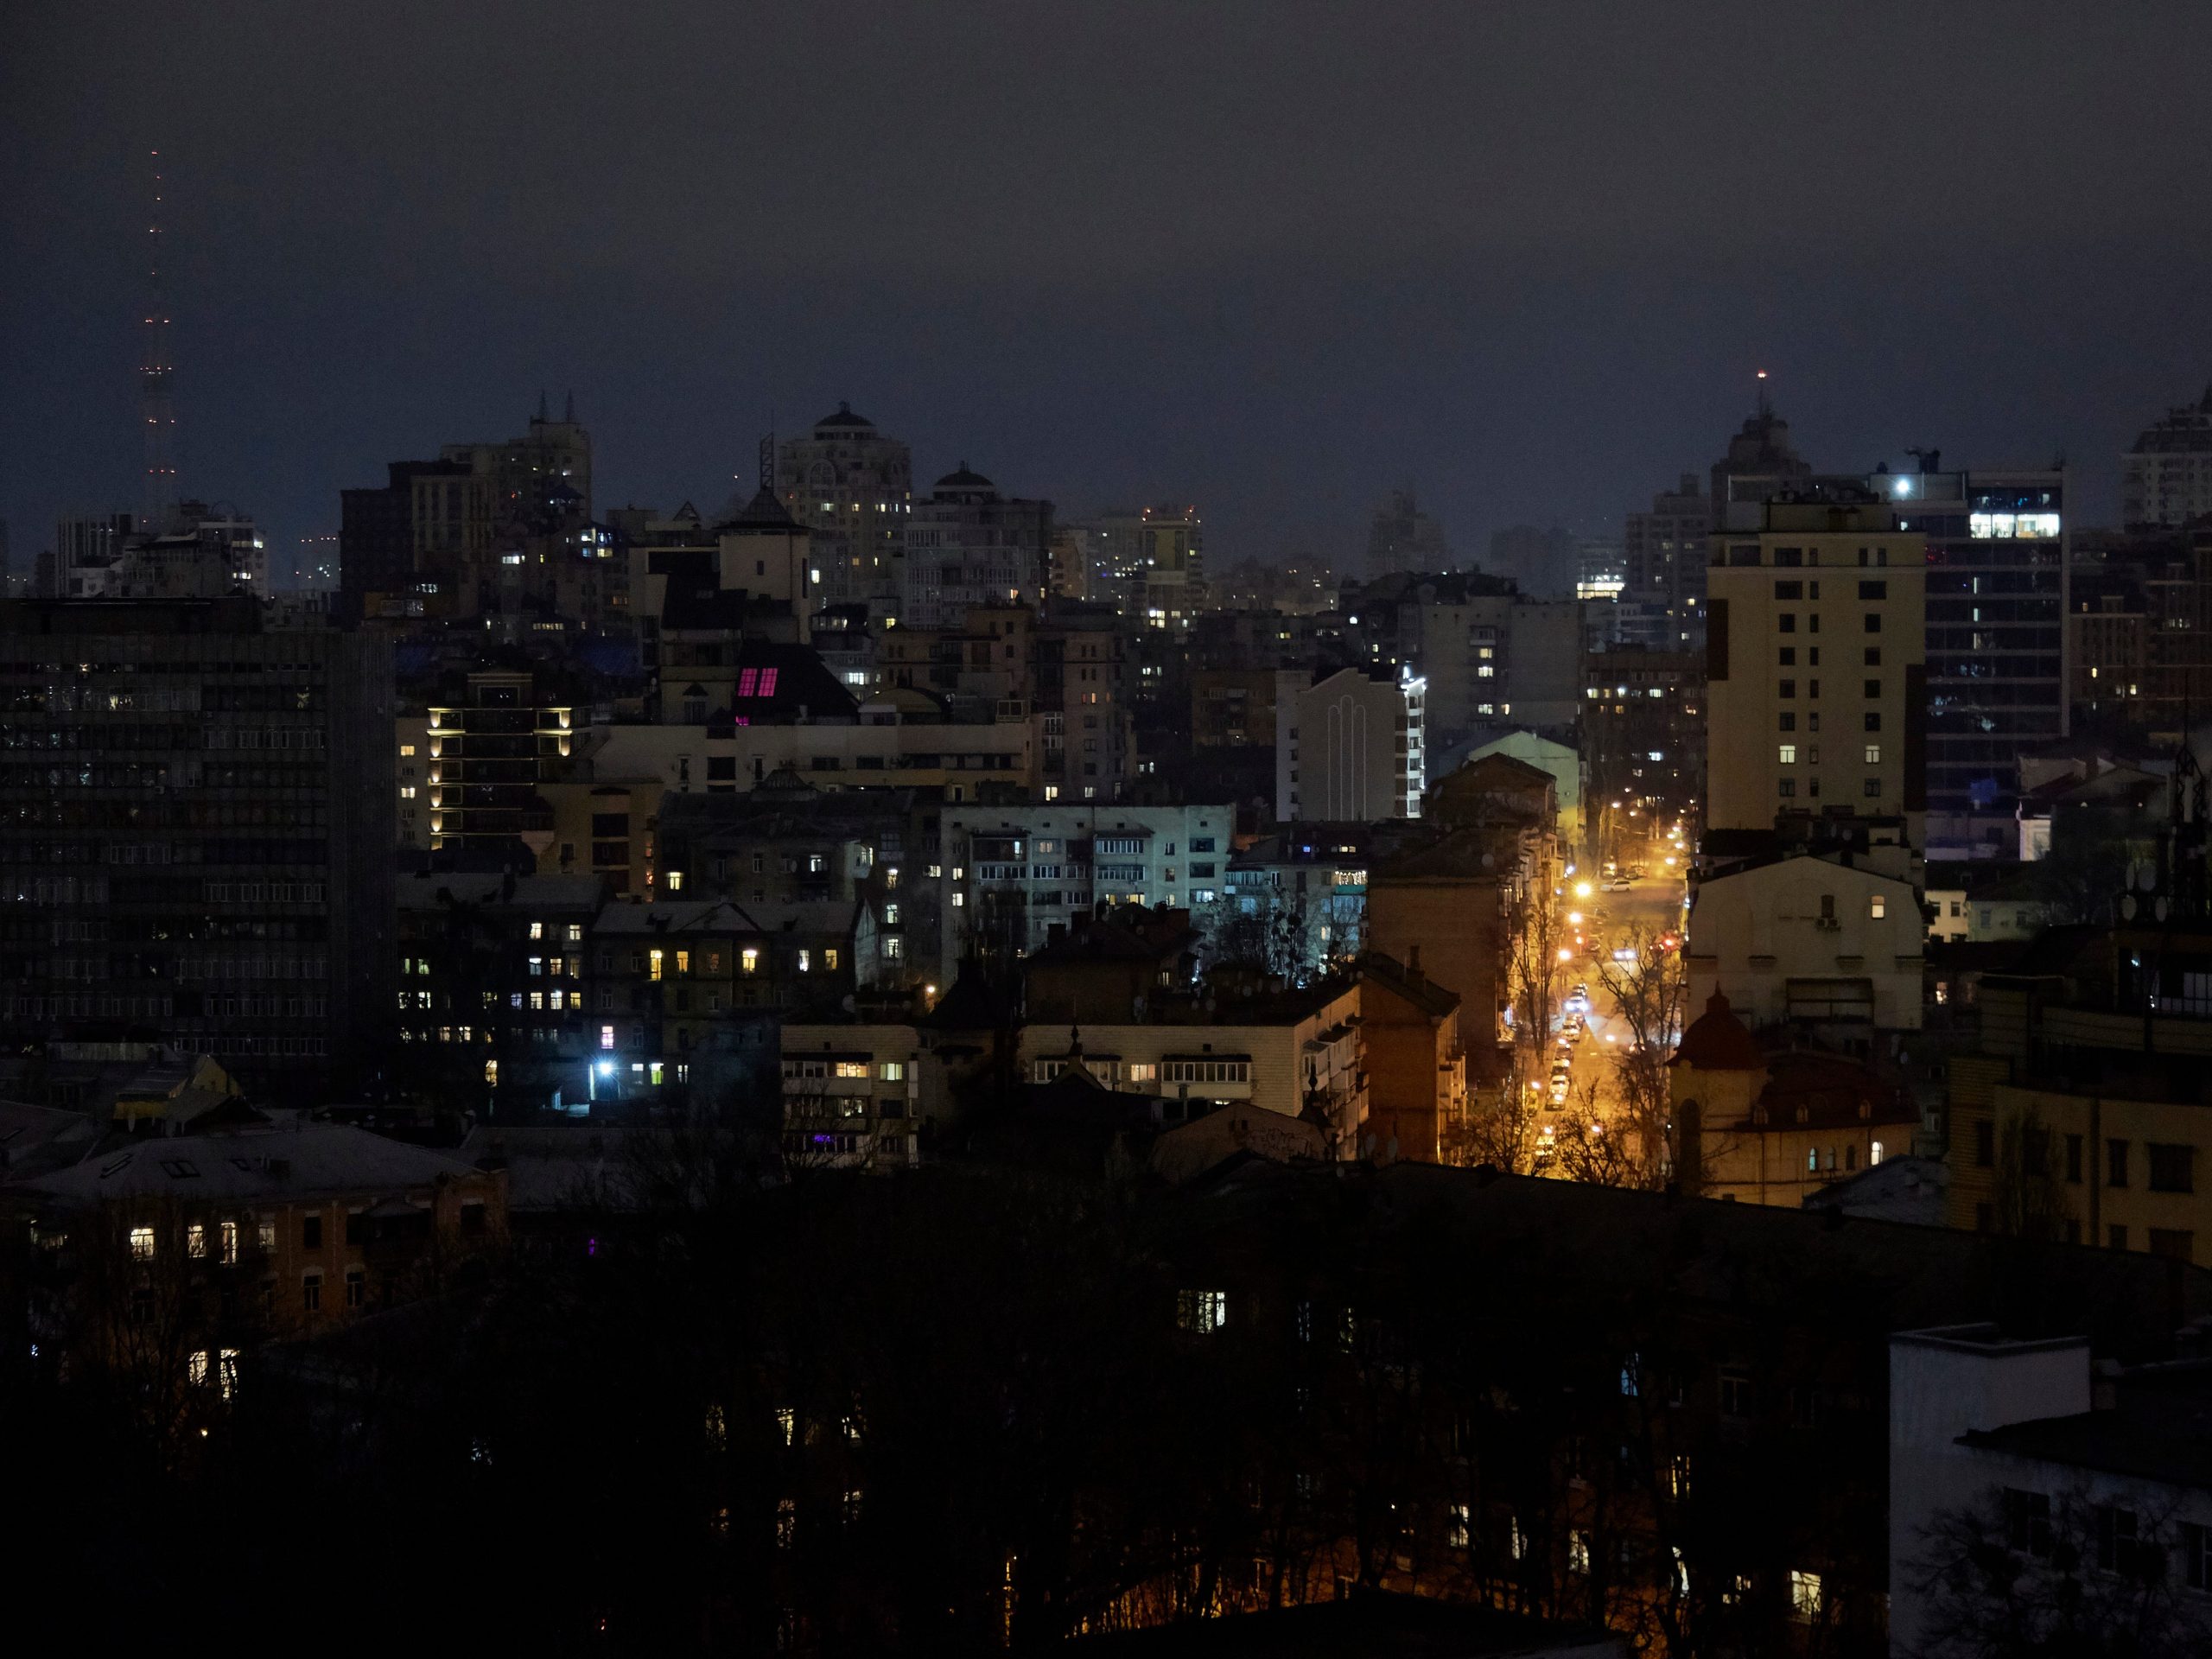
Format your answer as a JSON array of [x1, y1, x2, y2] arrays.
[[1552, 1077, 1650, 1189], [1464, 1065, 1543, 1175], [1904, 1483, 2212, 1658], [1501, 874, 1563, 1099], [1590, 925, 1688, 1190]]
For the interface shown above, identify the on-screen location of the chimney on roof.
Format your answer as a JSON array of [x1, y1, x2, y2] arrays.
[[1407, 944, 1423, 981]]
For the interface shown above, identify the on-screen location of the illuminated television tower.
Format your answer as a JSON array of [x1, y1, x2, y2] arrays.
[[140, 149, 178, 531]]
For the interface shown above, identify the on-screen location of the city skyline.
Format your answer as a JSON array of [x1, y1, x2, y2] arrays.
[[7, 4, 2212, 571]]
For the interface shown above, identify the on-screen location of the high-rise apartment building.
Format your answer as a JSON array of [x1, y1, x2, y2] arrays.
[[0, 598, 396, 1094], [1382, 575, 1582, 745], [901, 466, 1053, 630], [1710, 397, 1814, 517], [776, 403, 912, 614], [1275, 666, 1427, 823], [1882, 466, 2068, 856], [1623, 474, 1710, 649], [1091, 505, 1205, 627], [1365, 487, 1450, 581], [339, 400, 592, 626], [422, 671, 575, 860], [2123, 385, 2212, 530], [1703, 491, 1926, 842]]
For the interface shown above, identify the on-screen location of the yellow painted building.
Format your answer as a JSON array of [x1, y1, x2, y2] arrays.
[[1703, 497, 1926, 841]]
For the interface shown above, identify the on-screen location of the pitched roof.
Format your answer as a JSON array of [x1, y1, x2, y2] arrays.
[[15, 1122, 484, 1207], [1673, 991, 1764, 1071], [1360, 951, 1460, 1018], [717, 484, 803, 532], [918, 967, 1015, 1033], [723, 642, 860, 721], [1747, 1050, 1918, 1129]]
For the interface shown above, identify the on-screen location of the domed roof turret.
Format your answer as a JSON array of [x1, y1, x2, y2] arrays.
[[1673, 991, 1764, 1071]]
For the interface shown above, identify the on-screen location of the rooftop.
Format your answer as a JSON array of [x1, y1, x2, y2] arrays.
[[13, 1121, 486, 1207], [1673, 991, 1764, 1071], [1361, 950, 1461, 1019], [1071, 1591, 1621, 1656], [1962, 1372, 2212, 1491]]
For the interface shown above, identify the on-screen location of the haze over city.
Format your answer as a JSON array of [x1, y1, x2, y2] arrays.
[[8, 2, 2212, 569], [12, 6, 2212, 1654]]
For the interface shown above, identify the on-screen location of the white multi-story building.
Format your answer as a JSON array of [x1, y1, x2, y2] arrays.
[[1890, 1324, 2212, 1655], [936, 803, 1234, 981], [901, 466, 1052, 630], [775, 402, 912, 614], [1274, 665, 1425, 823], [1018, 976, 1368, 1155], [2122, 385, 2212, 530]]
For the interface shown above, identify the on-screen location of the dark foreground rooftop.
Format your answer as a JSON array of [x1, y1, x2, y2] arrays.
[[1071, 1592, 1624, 1657]]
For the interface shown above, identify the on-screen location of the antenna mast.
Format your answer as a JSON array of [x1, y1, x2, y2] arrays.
[[140, 149, 178, 531]]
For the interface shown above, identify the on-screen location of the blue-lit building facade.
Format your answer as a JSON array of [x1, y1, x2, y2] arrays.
[[1881, 467, 2068, 860]]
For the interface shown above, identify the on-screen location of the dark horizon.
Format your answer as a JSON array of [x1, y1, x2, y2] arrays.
[[5, 3, 2210, 572]]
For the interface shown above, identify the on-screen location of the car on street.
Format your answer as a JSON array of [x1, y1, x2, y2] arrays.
[[1605, 877, 1632, 892]]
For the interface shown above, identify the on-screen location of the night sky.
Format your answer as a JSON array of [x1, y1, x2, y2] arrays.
[[5, 3, 2210, 581]]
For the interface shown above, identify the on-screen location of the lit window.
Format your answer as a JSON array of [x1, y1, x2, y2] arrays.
[[529, 922, 544, 941], [741, 949, 760, 975], [1870, 895, 1886, 919], [666, 870, 684, 892], [600, 1024, 616, 1050], [1789, 1569, 1823, 1623], [1177, 1289, 1228, 1333], [880, 1061, 905, 1081], [798, 950, 812, 972], [1778, 744, 1796, 764], [1864, 744, 1880, 764], [649, 950, 664, 982], [219, 1219, 237, 1264], [835, 1060, 868, 1078], [130, 1225, 155, 1261], [1569, 1530, 1591, 1575], [824, 949, 839, 970]]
